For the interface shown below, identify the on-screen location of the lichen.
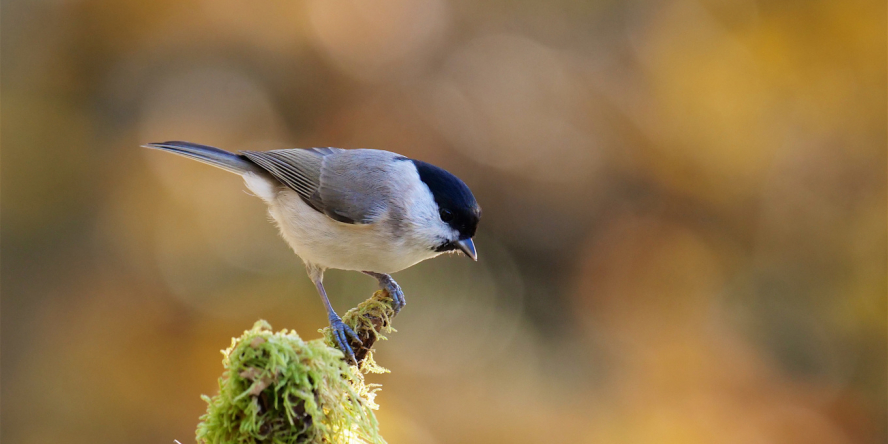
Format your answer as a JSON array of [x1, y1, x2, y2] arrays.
[[196, 290, 400, 444]]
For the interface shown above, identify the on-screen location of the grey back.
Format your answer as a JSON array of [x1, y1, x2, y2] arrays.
[[242, 148, 396, 224]]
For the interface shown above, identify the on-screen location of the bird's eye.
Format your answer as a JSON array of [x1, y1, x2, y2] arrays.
[[439, 208, 454, 222]]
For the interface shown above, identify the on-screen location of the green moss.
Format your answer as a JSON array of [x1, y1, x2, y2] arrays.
[[196, 320, 384, 444], [197, 290, 400, 444]]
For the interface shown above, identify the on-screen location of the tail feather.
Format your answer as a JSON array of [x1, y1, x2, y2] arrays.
[[142, 141, 263, 175]]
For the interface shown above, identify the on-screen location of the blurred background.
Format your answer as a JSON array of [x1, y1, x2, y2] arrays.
[[2, 0, 886, 443]]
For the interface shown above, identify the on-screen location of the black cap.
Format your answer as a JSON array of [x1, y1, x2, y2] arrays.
[[409, 159, 481, 242]]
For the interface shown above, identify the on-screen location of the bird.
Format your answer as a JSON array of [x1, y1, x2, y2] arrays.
[[142, 141, 481, 362]]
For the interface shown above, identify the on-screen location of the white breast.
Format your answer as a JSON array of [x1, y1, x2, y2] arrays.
[[243, 163, 447, 274]]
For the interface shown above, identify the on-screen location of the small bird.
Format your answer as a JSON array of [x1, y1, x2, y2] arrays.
[[143, 141, 481, 362]]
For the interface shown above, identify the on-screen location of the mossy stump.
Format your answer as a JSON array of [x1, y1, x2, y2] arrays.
[[196, 290, 397, 444]]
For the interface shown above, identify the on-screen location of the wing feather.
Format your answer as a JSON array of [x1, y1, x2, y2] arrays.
[[241, 148, 389, 224]]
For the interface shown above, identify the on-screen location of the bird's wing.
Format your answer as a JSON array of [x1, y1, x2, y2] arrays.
[[241, 148, 391, 224]]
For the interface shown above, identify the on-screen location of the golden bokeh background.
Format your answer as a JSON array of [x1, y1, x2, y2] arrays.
[[2, 0, 885, 443]]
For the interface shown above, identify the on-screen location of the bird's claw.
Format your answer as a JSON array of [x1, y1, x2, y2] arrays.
[[329, 316, 360, 364], [363, 271, 407, 315], [383, 280, 406, 314]]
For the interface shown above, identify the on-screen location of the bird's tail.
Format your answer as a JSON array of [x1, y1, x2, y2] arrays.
[[142, 141, 263, 175]]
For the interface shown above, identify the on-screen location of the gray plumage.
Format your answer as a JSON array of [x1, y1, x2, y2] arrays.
[[242, 148, 398, 225], [146, 142, 399, 225], [143, 141, 263, 175]]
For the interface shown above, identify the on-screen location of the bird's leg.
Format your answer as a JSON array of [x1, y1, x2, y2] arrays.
[[308, 266, 359, 363], [362, 271, 406, 314]]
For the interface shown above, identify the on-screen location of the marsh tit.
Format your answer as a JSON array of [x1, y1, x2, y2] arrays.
[[143, 141, 481, 362]]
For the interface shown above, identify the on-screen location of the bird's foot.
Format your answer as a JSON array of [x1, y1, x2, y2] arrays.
[[363, 272, 406, 314], [328, 315, 360, 364], [381, 279, 406, 314]]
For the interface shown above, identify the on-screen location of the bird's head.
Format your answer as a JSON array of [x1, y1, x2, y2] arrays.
[[408, 159, 481, 261]]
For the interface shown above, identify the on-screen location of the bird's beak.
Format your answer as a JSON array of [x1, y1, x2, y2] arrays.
[[455, 238, 477, 261]]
